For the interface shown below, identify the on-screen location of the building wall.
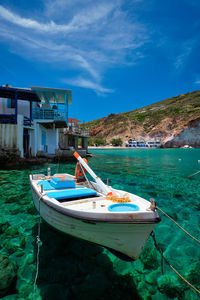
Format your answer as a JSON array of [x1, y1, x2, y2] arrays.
[[0, 123, 17, 148], [34, 122, 59, 154], [0, 114, 24, 157], [18, 100, 30, 118], [0, 98, 15, 115], [46, 128, 58, 154], [0, 98, 30, 118]]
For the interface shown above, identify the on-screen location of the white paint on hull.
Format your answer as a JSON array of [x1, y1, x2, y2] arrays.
[[32, 190, 155, 259]]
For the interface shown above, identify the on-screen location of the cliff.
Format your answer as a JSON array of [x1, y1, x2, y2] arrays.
[[86, 90, 200, 147]]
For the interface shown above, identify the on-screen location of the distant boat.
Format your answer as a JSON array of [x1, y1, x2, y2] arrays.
[[181, 145, 193, 148], [29, 152, 161, 261]]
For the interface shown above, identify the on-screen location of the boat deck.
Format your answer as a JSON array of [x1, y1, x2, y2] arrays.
[[32, 173, 152, 215], [61, 197, 149, 214]]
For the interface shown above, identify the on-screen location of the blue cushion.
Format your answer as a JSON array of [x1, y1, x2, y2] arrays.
[[38, 180, 55, 190], [46, 188, 97, 200], [50, 177, 76, 189], [38, 180, 84, 191]]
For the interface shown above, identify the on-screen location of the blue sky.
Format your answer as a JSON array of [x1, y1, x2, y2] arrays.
[[0, 0, 200, 122]]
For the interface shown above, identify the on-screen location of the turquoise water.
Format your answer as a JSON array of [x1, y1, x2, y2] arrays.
[[0, 149, 200, 299]]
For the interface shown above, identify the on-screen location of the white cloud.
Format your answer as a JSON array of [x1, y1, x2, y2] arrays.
[[194, 75, 200, 85], [174, 40, 195, 70], [64, 77, 114, 95], [0, 3, 115, 34], [0, 1, 148, 95]]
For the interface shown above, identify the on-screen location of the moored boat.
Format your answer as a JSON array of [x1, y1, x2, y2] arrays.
[[29, 152, 161, 261]]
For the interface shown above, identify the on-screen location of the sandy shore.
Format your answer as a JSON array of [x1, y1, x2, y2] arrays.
[[88, 146, 127, 149]]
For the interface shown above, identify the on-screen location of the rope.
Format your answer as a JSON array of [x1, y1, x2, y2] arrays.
[[78, 162, 94, 189], [33, 195, 42, 300], [188, 170, 200, 178], [156, 206, 200, 245], [56, 144, 62, 174], [151, 231, 200, 295]]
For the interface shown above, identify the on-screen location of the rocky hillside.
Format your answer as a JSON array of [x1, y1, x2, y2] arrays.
[[86, 90, 200, 147]]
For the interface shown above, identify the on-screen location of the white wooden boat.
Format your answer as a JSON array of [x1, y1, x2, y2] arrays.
[[30, 152, 160, 261]]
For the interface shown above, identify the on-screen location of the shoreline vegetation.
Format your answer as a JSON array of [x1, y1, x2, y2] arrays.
[[88, 146, 127, 149], [88, 146, 194, 149]]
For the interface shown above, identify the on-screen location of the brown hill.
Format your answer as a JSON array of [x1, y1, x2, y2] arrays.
[[86, 90, 200, 147]]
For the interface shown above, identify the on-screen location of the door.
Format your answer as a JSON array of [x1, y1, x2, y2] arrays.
[[23, 129, 30, 158], [42, 130, 47, 152]]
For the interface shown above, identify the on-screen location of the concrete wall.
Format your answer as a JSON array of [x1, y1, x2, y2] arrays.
[[0, 98, 15, 115], [46, 128, 58, 154], [33, 121, 59, 155], [18, 100, 30, 118], [17, 115, 24, 157], [59, 131, 88, 151], [0, 114, 24, 157], [0, 98, 30, 117], [0, 123, 17, 148]]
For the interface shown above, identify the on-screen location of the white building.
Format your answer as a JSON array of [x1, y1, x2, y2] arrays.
[[0, 85, 89, 160]]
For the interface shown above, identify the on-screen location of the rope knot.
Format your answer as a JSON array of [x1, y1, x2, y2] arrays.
[[36, 236, 41, 245]]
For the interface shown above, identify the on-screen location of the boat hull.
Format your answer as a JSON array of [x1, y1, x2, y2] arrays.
[[32, 189, 155, 260]]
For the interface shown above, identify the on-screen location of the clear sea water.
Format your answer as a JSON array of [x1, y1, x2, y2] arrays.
[[0, 149, 200, 299]]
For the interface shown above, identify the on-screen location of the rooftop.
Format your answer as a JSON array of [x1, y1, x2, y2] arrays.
[[0, 86, 40, 102], [31, 86, 72, 105]]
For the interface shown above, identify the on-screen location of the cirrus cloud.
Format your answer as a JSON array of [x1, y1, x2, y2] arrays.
[[0, 1, 148, 95]]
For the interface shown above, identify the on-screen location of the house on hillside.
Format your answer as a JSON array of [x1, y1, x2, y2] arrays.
[[68, 118, 81, 132], [0, 85, 89, 162], [125, 138, 162, 148]]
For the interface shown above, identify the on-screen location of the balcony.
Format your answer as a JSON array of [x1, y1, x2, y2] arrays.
[[67, 125, 90, 136], [32, 108, 66, 121]]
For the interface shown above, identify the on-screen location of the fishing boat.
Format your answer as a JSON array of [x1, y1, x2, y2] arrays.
[[29, 152, 161, 261]]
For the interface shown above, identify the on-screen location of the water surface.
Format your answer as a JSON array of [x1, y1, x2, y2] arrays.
[[0, 149, 200, 299]]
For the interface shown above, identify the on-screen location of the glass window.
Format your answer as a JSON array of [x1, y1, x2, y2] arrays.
[[7, 98, 15, 108]]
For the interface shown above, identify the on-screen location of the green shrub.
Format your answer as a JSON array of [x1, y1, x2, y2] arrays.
[[88, 137, 107, 146], [135, 114, 146, 122], [110, 138, 123, 146]]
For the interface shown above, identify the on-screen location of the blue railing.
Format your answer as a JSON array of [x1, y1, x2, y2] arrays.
[[24, 116, 33, 127], [32, 108, 66, 121]]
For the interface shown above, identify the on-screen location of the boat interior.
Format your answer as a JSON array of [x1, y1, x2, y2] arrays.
[[31, 173, 152, 214], [33, 173, 103, 202]]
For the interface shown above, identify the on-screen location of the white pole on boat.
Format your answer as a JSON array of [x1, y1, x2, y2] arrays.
[[73, 151, 112, 195]]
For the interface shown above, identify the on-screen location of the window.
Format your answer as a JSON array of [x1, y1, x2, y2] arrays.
[[7, 98, 15, 108]]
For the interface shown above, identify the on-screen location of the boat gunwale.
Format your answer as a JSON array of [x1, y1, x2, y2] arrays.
[[29, 175, 161, 224]]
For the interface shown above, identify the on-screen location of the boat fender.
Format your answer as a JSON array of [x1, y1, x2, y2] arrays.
[[75, 158, 88, 179]]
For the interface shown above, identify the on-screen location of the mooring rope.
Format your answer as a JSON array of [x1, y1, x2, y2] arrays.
[[151, 231, 200, 295], [79, 162, 94, 190], [156, 206, 200, 245], [188, 170, 200, 178], [33, 194, 43, 300]]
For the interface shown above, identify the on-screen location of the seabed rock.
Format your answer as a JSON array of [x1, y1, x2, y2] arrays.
[[157, 274, 185, 298], [139, 244, 160, 270], [0, 255, 17, 297]]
